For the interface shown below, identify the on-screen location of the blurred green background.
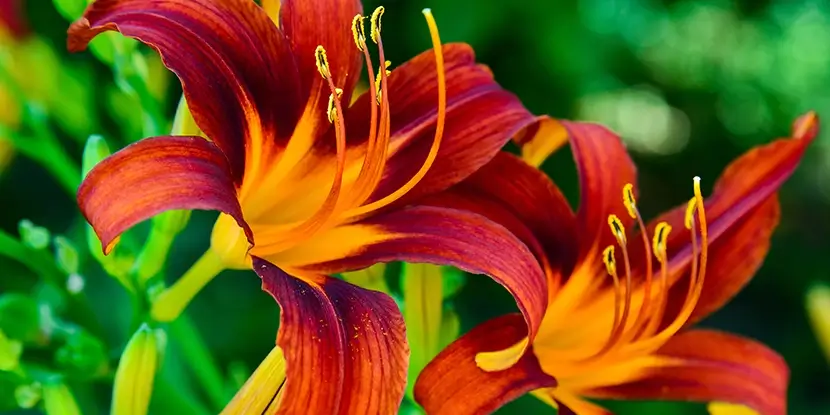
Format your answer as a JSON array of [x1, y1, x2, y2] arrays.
[[1, 0, 828, 414]]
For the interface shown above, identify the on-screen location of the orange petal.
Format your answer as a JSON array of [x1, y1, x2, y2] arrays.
[[514, 115, 569, 168], [279, 0, 362, 130], [68, 0, 303, 181], [424, 151, 578, 275], [562, 121, 637, 263], [255, 258, 408, 414], [303, 206, 548, 354], [345, 44, 538, 204], [585, 329, 788, 415], [633, 112, 819, 324], [78, 136, 251, 254], [414, 314, 556, 415]]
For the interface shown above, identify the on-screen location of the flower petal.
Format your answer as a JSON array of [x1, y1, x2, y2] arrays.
[[279, 0, 362, 129], [585, 329, 788, 415], [345, 44, 537, 204], [78, 136, 251, 254], [255, 258, 408, 414], [424, 151, 578, 275], [641, 112, 818, 324], [296, 206, 548, 356], [0, 0, 28, 39], [68, 0, 302, 181], [414, 314, 556, 415], [563, 121, 637, 263], [514, 116, 570, 168]]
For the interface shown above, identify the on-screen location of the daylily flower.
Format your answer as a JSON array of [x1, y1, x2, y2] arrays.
[[0, 0, 28, 172], [415, 112, 818, 415], [69, 0, 552, 412]]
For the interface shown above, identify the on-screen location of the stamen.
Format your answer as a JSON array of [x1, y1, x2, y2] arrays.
[[314, 45, 330, 79], [602, 246, 622, 336], [640, 222, 672, 336], [607, 215, 626, 245], [370, 6, 385, 43], [623, 183, 637, 219], [374, 60, 392, 104], [341, 8, 446, 218], [684, 197, 697, 230], [352, 14, 366, 51], [327, 88, 344, 124], [652, 222, 671, 263]]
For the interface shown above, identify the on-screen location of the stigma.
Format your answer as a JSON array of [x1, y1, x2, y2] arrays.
[[591, 177, 709, 359]]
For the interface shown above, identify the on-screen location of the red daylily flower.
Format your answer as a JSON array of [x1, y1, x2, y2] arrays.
[[415, 112, 818, 415], [0, 0, 28, 40], [69, 0, 553, 412]]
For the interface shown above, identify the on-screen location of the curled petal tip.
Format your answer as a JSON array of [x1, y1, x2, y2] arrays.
[[793, 110, 819, 141]]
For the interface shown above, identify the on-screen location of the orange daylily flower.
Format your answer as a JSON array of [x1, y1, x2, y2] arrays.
[[0, 0, 28, 171], [69, 0, 552, 412], [415, 112, 818, 415]]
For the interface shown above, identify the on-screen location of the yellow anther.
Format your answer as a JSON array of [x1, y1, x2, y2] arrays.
[[370, 6, 385, 43], [608, 214, 626, 245], [314, 45, 330, 79], [351, 14, 366, 51], [602, 245, 617, 276], [373, 61, 392, 104], [623, 183, 637, 219], [684, 197, 697, 230], [652, 222, 672, 263], [326, 88, 344, 123]]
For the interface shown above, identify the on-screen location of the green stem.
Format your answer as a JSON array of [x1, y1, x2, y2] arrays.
[[0, 230, 63, 284], [150, 250, 225, 322], [132, 226, 176, 286], [170, 316, 228, 410]]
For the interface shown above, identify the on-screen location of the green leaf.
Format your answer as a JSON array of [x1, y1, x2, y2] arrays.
[[441, 266, 467, 299], [53, 237, 79, 276], [14, 382, 42, 409], [81, 134, 111, 179], [0, 293, 40, 343], [18, 220, 50, 250], [42, 382, 81, 415], [0, 329, 23, 371], [52, 0, 89, 22]]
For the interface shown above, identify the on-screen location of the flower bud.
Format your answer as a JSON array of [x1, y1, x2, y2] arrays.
[[112, 324, 162, 415]]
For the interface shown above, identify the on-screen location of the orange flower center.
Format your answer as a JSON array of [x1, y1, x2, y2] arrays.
[[533, 177, 709, 392], [210, 6, 447, 270]]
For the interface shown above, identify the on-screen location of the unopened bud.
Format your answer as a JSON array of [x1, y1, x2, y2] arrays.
[[112, 324, 162, 415]]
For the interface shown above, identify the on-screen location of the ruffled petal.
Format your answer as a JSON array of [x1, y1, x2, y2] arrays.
[[68, 0, 302, 181], [424, 151, 578, 275], [414, 314, 556, 415], [279, 0, 362, 131], [78, 136, 250, 254], [255, 258, 408, 414], [345, 43, 537, 204], [585, 329, 788, 415]]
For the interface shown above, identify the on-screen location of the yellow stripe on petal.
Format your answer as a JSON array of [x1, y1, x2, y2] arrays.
[[806, 285, 830, 364], [516, 117, 569, 168], [475, 336, 529, 372], [222, 346, 286, 415], [708, 402, 760, 415], [259, 223, 391, 269], [261, 0, 281, 26]]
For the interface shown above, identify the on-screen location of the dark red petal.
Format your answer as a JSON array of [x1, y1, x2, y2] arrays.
[[563, 121, 637, 263], [305, 206, 548, 357], [279, 0, 362, 131], [68, 0, 302, 181], [345, 43, 537, 204], [586, 329, 788, 415], [256, 258, 408, 414], [424, 151, 579, 275], [414, 314, 556, 415], [78, 136, 251, 253]]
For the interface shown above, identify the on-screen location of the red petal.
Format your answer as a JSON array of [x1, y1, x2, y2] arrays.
[[563, 121, 637, 263], [68, 0, 302, 181], [585, 329, 788, 415], [640, 112, 818, 324], [279, 0, 363, 130], [305, 206, 548, 356], [78, 136, 251, 253], [255, 258, 408, 414], [414, 314, 556, 415], [424, 151, 578, 275], [345, 44, 537, 203]]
